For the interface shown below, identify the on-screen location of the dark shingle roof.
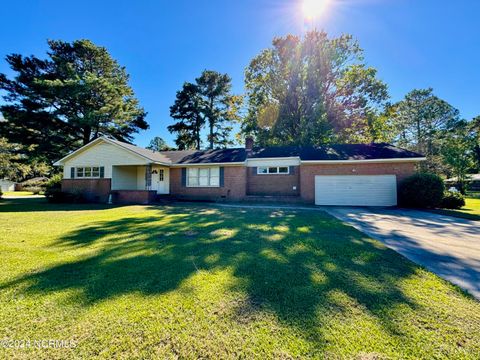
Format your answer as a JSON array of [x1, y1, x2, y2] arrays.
[[161, 148, 247, 164], [249, 143, 423, 161], [157, 143, 423, 163], [108, 138, 171, 163], [299, 143, 423, 161], [103, 138, 423, 164], [248, 146, 301, 159]]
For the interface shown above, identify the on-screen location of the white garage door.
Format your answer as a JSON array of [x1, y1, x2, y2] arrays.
[[315, 175, 397, 206]]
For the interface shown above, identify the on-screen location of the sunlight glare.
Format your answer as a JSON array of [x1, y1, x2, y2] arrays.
[[302, 0, 329, 20]]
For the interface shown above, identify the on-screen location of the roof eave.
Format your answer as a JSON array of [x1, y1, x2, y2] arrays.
[[170, 161, 245, 167], [247, 156, 300, 161], [300, 157, 427, 164]]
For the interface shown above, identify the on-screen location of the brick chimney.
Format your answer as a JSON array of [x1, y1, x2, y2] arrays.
[[245, 136, 254, 151]]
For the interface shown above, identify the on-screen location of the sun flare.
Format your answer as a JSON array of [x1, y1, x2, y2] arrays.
[[302, 0, 329, 20]]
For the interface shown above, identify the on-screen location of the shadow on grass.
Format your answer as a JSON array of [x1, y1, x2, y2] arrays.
[[0, 204, 433, 348], [429, 208, 480, 221], [0, 197, 126, 212]]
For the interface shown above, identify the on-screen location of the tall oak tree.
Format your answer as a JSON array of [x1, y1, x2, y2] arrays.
[[242, 30, 389, 146]]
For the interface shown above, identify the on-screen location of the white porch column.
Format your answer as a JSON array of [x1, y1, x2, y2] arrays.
[[145, 164, 152, 190]]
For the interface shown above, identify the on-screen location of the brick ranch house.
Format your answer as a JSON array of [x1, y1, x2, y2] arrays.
[[54, 137, 425, 206]]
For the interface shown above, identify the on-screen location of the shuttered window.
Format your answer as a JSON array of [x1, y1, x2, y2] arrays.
[[187, 167, 220, 187]]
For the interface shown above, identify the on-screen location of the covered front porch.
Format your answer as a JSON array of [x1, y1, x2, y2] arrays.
[[111, 164, 170, 204]]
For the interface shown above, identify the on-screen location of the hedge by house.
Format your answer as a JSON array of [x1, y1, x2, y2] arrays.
[[399, 173, 445, 208], [440, 191, 465, 209]]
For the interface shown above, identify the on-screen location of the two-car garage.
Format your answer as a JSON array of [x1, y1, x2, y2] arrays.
[[314, 175, 397, 207]]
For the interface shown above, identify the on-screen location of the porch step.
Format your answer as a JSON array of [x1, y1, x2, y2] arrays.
[[154, 194, 176, 204]]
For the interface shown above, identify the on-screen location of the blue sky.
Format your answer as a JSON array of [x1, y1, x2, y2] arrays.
[[0, 0, 479, 147]]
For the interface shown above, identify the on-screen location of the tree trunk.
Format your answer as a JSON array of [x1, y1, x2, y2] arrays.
[[195, 116, 201, 150], [416, 119, 422, 153], [209, 97, 214, 149], [208, 120, 213, 149], [196, 127, 201, 150], [83, 126, 92, 145]]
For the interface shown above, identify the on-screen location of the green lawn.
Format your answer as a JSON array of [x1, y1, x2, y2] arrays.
[[432, 198, 480, 221], [2, 191, 37, 197], [1, 199, 479, 359], [468, 192, 480, 199]]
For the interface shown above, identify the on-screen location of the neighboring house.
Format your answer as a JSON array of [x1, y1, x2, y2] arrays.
[[446, 174, 480, 191], [15, 177, 48, 191], [54, 137, 425, 206], [0, 179, 15, 192]]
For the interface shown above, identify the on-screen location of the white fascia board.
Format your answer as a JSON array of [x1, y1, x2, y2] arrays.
[[246, 157, 301, 167], [301, 157, 427, 165], [247, 156, 300, 162]]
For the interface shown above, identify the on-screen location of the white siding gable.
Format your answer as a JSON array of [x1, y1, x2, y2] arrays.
[[63, 142, 148, 179]]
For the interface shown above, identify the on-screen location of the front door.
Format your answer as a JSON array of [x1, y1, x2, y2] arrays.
[[151, 167, 169, 194]]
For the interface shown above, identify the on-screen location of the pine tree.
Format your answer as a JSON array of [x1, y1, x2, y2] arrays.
[[168, 70, 241, 149], [168, 82, 204, 150], [0, 39, 148, 165]]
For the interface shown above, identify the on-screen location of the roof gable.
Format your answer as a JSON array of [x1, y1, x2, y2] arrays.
[[106, 138, 171, 163], [54, 137, 171, 166]]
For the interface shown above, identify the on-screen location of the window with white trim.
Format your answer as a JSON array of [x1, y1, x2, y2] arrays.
[[257, 166, 289, 175], [76, 166, 101, 178], [159, 169, 164, 181], [187, 167, 220, 187]]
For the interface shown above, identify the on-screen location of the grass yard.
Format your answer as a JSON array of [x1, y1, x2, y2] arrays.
[[432, 197, 480, 221], [1, 191, 37, 197], [468, 192, 480, 199], [1, 199, 479, 359]]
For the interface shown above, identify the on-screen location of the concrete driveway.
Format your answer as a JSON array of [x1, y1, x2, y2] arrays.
[[324, 207, 480, 300]]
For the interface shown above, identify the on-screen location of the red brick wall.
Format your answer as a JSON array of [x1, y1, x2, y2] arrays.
[[300, 162, 418, 203], [247, 167, 300, 196], [62, 179, 111, 202], [113, 190, 157, 204], [170, 166, 246, 200]]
